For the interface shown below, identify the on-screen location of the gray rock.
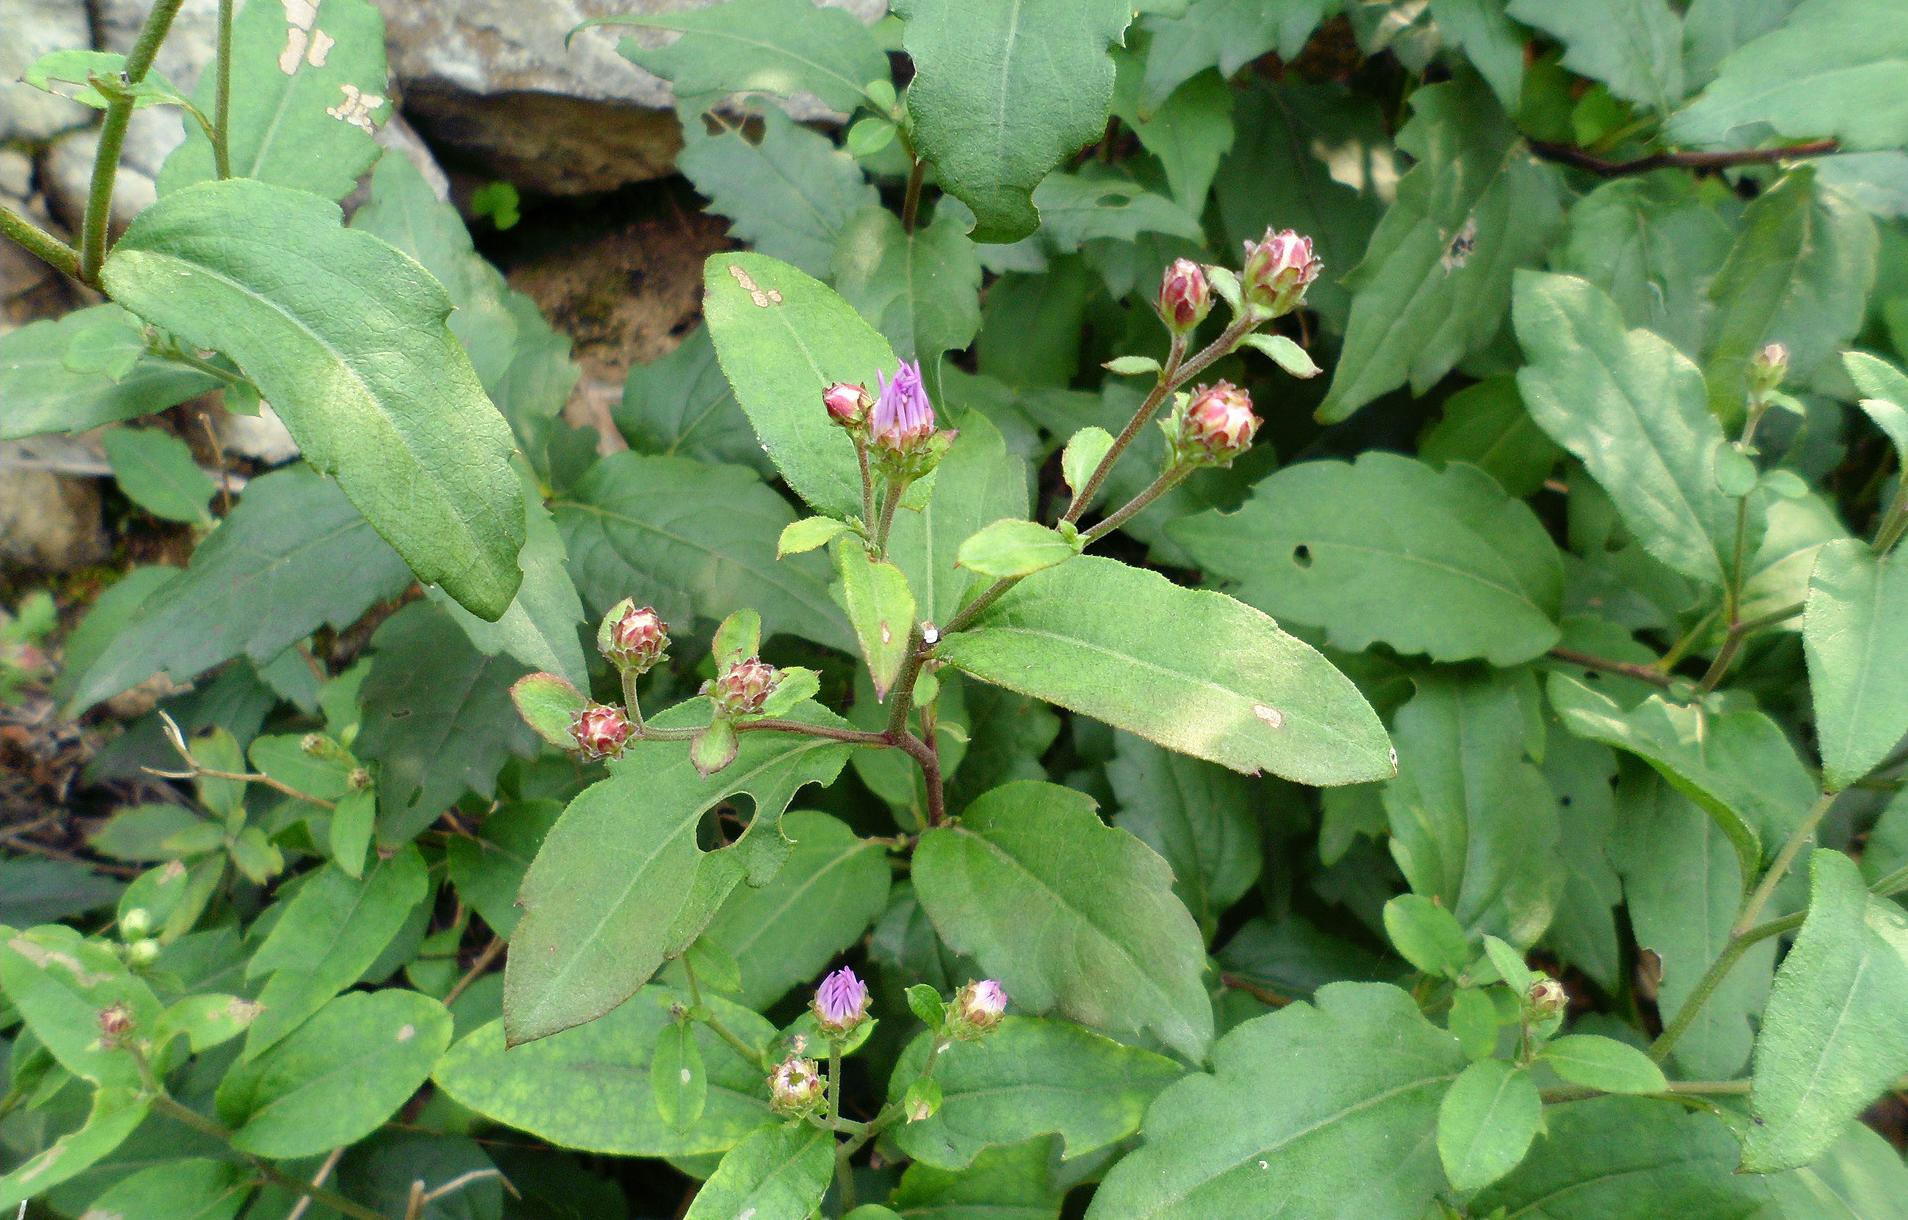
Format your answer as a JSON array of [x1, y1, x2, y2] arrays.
[[1, 149, 70, 325], [374, 0, 886, 194], [0, 0, 94, 144], [43, 128, 159, 235], [0, 440, 108, 574]]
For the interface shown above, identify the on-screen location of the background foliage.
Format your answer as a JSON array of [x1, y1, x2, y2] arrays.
[[5, 0, 1908, 1215]]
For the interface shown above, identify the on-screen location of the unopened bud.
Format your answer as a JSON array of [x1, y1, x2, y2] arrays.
[[600, 600, 669, 675], [1174, 381, 1260, 467], [98, 1003, 136, 1041], [300, 732, 327, 756], [347, 766, 373, 792], [1156, 258, 1212, 335], [824, 381, 872, 429], [1750, 342, 1789, 397], [1526, 976, 1568, 1020], [812, 965, 871, 1038], [1241, 228, 1322, 316], [125, 938, 160, 966], [119, 908, 152, 940], [947, 979, 1007, 1039], [570, 703, 633, 761], [869, 359, 956, 480], [767, 1056, 825, 1115], [707, 657, 781, 718]]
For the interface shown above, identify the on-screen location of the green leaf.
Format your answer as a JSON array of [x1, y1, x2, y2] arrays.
[[684, 1124, 833, 1220], [1539, 1034, 1670, 1095], [0, 926, 161, 1089], [0, 306, 221, 441], [835, 541, 917, 698], [1549, 672, 1817, 877], [1506, 0, 1685, 112], [603, 0, 887, 113], [432, 482, 589, 688], [1318, 74, 1564, 423], [157, 993, 265, 1056], [69, 1158, 249, 1220], [1383, 894, 1473, 978], [938, 556, 1393, 785], [1513, 270, 1742, 586], [1429, 0, 1527, 109], [350, 153, 579, 476], [355, 602, 539, 844], [913, 781, 1213, 1058], [1744, 849, 1908, 1171], [102, 178, 525, 620], [680, 108, 881, 280], [160, 0, 387, 198], [1138, 0, 1333, 109], [446, 799, 561, 938], [1447, 987, 1501, 1059], [1539, 727, 1625, 992], [1418, 376, 1564, 499], [24, 49, 192, 111], [1087, 983, 1465, 1217], [1240, 332, 1321, 379], [1701, 169, 1878, 417], [0, 1087, 148, 1212], [954, 519, 1078, 581], [1115, 65, 1234, 208], [503, 705, 853, 1045], [890, 1137, 1066, 1218], [555, 451, 851, 653], [1766, 1119, 1908, 1218], [1610, 770, 1775, 1079], [1108, 733, 1262, 937], [889, 1017, 1184, 1170], [617, 325, 771, 477], [892, 0, 1135, 242], [216, 989, 451, 1159], [1670, 0, 1908, 152], [436, 985, 776, 1155], [242, 847, 428, 1057], [1844, 350, 1908, 468], [1028, 171, 1204, 250], [1437, 1058, 1541, 1193], [889, 413, 1031, 625], [0, 858, 123, 925], [1170, 452, 1564, 665], [780, 517, 851, 557], [1804, 539, 1908, 791], [1471, 1097, 1772, 1215], [834, 205, 983, 368], [1061, 427, 1116, 501], [697, 811, 891, 1009], [511, 674, 589, 751], [651, 1019, 707, 1131], [703, 252, 898, 519], [102, 427, 214, 524], [1382, 670, 1565, 948]]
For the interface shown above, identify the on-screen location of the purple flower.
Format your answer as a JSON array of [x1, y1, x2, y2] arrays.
[[871, 360, 936, 451], [813, 966, 871, 1036], [950, 979, 1007, 1037]]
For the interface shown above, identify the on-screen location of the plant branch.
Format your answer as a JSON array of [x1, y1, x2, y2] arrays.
[[1873, 483, 1908, 555], [895, 730, 946, 827], [0, 201, 81, 278], [682, 955, 769, 1070], [1735, 791, 1838, 937], [901, 156, 926, 234], [148, 1094, 385, 1220], [1527, 137, 1840, 178], [1063, 324, 1229, 526], [1080, 465, 1190, 546], [828, 1044, 855, 1210], [1546, 646, 1677, 690], [213, 0, 234, 179], [1649, 909, 1805, 1063], [81, 0, 186, 283], [442, 934, 505, 1008], [283, 1147, 347, 1220]]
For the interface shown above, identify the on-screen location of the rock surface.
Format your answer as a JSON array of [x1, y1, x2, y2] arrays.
[[0, 0, 94, 143], [0, 441, 109, 575]]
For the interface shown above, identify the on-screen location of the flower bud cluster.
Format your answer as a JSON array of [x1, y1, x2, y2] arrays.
[[600, 600, 669, 676], [1241, 227, 1322, 317], [946, 978, 1008, 1040], [1156, 258, 1211, 335], [706, 656, 782, 718], [820, 360, 955, 485], [767, 1055, 825, 1115], [570, 703, 633, 761], [1168, 381, 1261, 468]]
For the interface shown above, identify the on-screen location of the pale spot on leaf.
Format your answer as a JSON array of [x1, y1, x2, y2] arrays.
[[306, 28, 335, 67], [1253, 704, 1285, 729], [1440, 215, 1478, 273], [680, 1067, 692, 1084], [277, 0, 320, 74], [726, 264, 783, 308], [326, 83, 383, 134], [7, 936, 111, 986], [396, 1023, 416, 1042]]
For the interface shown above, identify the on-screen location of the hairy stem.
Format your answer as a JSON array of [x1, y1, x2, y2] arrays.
[[1080, 465, 1190, 546], [901, 156, 926, 234], [147, 1094, 385, 1220], [828, 1044, 855, 1210], [0, 201, 81, 278], [855, 437, 876, 534], [213, 0, 234, 179], [1734, 791, 1838, 937], [1546, 646, 1676, 690], [1874, 483, 1908, 555], [1649, 910, 1805, 1063], [81, 0, 186, 282], [1527, 137, 1840, 178], [684, 955, 768, 1069]]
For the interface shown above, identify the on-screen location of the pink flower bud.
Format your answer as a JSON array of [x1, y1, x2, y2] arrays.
[[824, 381, 872, 429], [1526, 976, 1568, 1020], [948, 979, 1007, 1038], [1751, 342, 1789, 396], [602, 602, 669, 674], [97, 1002, 135, 1042], [812, 966, 871, 1037], [570, 703, 632, 761], [708, 656, 781, 717], [1241, 228, 1322, 315], [1176, 381, 1260, 467], [1156, 258, 1212, 335], [767, 1056, 825, 1115]]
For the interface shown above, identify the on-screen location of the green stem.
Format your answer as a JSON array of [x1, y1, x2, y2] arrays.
[[901, 156, 925, 234], [619, 668, 645, 730], [1541, 1078, 1752, 1104], [214, 0, 234, 179], [1733, 600, 1806, 636], [155, 344, 246, 387], [874, 477, 905, 559], [0, 201, 80, 278], [1080, 465, 1190, 546], [1546, 646, 1676, 690], [1734, 791, 1838, 937], [828, 1044, 855, 1211], [1873, 484, 1908, 555], [1656, 607, 1719, 672], [147, 1095, 384, 1220], [80, 0, 186, 283], [1696, 497, 1754, 696], [1869, 860, 1908, 899], [1649, 910, 1804, 1063], [855, 437, 876, 534], [684, 956, 768, 1070]]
